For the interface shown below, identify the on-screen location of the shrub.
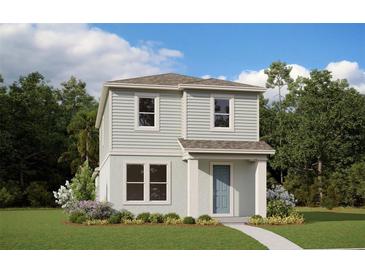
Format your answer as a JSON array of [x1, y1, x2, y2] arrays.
[[53, 180, 75, 209], [248, 211, 304, 225], [26, 181, 54, 207], [267, 199, 293, 217], [163, 212, 180, 221], [124, 219, 145, 225], [108, 212, 122, 224], [0, 186, 15, 208], [197, 214, 212, 222], [71, 160, 95, 201], [67, 200, 115, 220], [69, 211, 87, 224], [0, 183, 23, 208], [120, 210, 134, 222], [85, 219, 109, 225], [136, 212, 151, 223], [183, 216, 195, 224], [248, 215, 264, 225], [150, 213, 164, 223], [165, 217, 183, 225], [197, 219, 219, 225], [321, 184, 340, 209]]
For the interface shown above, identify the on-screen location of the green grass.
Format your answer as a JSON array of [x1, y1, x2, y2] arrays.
[[0, 209, 265, 250], [263, 207, 365, 249]]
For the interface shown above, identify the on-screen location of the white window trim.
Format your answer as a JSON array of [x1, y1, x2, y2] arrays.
[[134, 92, 160, 131], [122, 160, 171, 205], [210, 94, 234, 132], [209, 162, 234, 217]]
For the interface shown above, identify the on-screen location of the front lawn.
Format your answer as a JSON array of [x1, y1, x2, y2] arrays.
[[263, 207, 365, 249], [0, 209, 265, 250]]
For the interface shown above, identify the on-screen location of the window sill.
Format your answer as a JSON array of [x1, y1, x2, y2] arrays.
[[123, 201, 171, 206], [209, 127, 234, 132], [134, 127, 160, 132]]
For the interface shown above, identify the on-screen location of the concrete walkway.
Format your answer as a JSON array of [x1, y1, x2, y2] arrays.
[[225, 223, 303, 250]]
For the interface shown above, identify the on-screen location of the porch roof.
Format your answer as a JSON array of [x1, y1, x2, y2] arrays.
[[178, 138, 275, 155]]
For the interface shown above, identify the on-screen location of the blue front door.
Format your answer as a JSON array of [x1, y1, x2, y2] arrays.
[[213, 165, 231, 214]]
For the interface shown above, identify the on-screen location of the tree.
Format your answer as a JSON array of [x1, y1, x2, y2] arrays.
[[57, 77, 98, 173], [283, 70, 365, 202], [71, 160, 95, 201], [66, 108, 99, 171], [58, 76, 97, 119], [264, 61, 293, 183]]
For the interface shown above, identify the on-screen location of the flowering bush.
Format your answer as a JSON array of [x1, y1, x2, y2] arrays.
[[163, 212, 180, 221], [248, 212, 304, 225], [67, 200, 115, 220], [267, 199, 294, 217], [248, 215, 264, 225], [123, 219, 145, 225], [267, 184, 296, 206], [164, 217, 183, 225], [53, 180, 75, 209], [196, 215, 219, 225]]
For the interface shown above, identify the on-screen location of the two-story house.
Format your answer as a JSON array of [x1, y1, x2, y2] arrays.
[[95, 73, 274, 219]]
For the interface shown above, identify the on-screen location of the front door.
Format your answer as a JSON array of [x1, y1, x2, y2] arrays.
[[213, 165, 231, 214]]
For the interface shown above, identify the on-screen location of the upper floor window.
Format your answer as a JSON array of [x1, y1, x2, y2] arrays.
[[210, 95, 234, 131], [135, 93, 159, 131]]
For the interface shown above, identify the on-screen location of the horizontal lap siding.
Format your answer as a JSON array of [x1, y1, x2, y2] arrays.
[[111, 90, 181, 150], [187, 91, 258, 141]]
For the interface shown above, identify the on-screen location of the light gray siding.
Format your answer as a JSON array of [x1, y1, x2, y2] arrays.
[[99, 93, 111, 163], [186, 91, 259, 141], [108, 155, 187, 215], [111, 89, 182, 150]]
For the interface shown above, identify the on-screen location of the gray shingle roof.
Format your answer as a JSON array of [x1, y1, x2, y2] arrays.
[[178, 138, 274, 152], [108, 73, 261, 89]]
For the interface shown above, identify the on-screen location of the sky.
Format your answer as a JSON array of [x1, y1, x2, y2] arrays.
[[1, 23, 364, 99]]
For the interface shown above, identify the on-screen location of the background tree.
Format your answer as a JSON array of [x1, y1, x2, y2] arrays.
[[283, 70, 365, 204], [264, 61, 293, 183], [66, 108, 99, 171]]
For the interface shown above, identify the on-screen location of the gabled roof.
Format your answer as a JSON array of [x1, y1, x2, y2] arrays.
[[178, 138, 275, 155], [96, 73, 266, 128], [107, 73, 260, 89]]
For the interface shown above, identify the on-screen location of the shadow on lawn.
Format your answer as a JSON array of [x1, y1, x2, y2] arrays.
[[302, 211, 365, 223]]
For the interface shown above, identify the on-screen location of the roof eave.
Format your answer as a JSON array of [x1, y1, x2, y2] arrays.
[[183, 148, 275, 155]]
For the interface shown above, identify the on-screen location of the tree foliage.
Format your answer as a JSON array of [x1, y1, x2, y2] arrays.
[[262, 65, 365, 207], [71, 160, 95, 201], [0, 73, 98, 207]]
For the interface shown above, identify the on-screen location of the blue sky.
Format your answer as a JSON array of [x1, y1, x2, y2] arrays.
[[1, 24, 364, 98], [93, 24, 365, 78]]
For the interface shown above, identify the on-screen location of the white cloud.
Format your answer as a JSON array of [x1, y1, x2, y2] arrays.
[[236, 61, 365, 101], [326, 60, 365, 92], [0, 24, 183, 97]]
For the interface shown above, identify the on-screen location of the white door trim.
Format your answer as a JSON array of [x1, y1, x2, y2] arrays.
[[210, 162, 234, 217]]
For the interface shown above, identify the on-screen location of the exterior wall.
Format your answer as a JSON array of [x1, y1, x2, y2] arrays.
[[197, 159, 256, 217], [186, 90, 259, 141], [98, 156, 111, 202], [107, 155, 187, 216], [99, 92, 111, 163], [111, 89, 182, 151]]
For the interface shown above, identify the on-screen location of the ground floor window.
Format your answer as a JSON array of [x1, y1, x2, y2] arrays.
[[124, 162, 170, 204]]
